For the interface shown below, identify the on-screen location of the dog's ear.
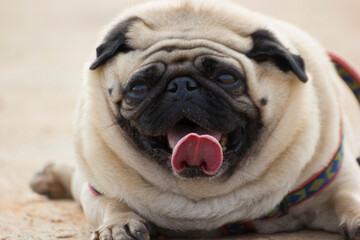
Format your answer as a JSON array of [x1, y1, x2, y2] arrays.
[[89, 17, 138, 70], [246, 30, 307, 82]]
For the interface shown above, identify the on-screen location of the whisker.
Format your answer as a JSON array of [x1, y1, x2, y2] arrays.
[[105, 121, 118, 129], [89, 81, 108, 91]]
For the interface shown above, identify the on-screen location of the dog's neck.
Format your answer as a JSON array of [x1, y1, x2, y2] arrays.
[[222, 117, 344, 235]]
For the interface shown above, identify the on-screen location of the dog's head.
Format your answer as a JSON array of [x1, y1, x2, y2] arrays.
[[87, 1, 308, 181]]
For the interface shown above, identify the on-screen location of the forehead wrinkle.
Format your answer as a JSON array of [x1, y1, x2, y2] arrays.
[[139, 38, 249, 61], [141, 48, 226, 66]]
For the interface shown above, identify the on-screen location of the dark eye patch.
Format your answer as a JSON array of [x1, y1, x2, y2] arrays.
[[127, 67, 156, 94], [125, 63, 166, 99], [193, 56, 246, 97], [201, 57, 219, 74], [194, 56, 245, 79]]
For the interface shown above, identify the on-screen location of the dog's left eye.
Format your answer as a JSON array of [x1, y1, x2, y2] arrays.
[[130, 83, 150, 96], [216, 74, 236, 85]]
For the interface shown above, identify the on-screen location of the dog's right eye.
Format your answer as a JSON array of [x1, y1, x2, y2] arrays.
[[130, 83, 150, 96], [216, 74, 236, 85]]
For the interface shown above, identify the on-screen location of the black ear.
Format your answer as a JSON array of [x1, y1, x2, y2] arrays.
[[246, 30, 307, 82], [89, 17, 138, 70]]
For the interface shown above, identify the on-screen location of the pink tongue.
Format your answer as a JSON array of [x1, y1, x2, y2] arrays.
[[167, 125, 223, 175]]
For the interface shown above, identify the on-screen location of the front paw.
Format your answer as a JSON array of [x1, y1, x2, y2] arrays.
[[91, 219, 151, 240], [340, 222, 360, 240]]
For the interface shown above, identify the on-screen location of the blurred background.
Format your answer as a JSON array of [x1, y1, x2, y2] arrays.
[[0, 0, 358, 239]]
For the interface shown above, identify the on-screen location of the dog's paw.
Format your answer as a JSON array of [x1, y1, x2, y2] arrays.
[[340, 222, 360, 240], [30, 163, 72, 199], [91, 219, 151, 240]]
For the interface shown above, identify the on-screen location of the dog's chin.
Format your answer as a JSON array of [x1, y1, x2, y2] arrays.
[[127, 117, 249, 179], [175, 165, 223, 179]]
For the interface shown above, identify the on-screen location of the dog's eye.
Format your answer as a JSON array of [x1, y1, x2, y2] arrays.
[[216, 74, 236, 85], [130, 83, 150, 96]]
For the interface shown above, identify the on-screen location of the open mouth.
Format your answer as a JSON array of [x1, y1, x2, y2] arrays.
[[141, 119, 244, 176]]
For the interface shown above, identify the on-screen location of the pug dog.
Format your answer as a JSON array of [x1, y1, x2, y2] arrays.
[[31, 0, 360, 239]]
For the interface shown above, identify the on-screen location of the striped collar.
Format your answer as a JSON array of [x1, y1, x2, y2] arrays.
[[329, 51, 360, 103], [89, 184, 103, 196]]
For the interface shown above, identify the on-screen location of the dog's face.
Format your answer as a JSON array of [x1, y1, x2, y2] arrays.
[[89, 1, 308, 180]]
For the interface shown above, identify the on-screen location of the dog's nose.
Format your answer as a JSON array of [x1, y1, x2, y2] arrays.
[[167, 77, 198, 95]]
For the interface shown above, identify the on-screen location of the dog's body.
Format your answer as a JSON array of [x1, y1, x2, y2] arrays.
[[31, 1, 360, 239]]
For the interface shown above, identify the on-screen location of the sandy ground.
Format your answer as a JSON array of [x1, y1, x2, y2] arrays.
[[0, 0, 359, 239]]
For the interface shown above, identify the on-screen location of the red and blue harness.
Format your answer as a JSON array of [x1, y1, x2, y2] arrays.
[[88, 52, 360, 235]]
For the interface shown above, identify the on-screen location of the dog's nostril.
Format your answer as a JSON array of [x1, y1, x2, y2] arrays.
[[167, 81, 178, 93], [167, 77, 198, 94], [186, 80, 198, 91]]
